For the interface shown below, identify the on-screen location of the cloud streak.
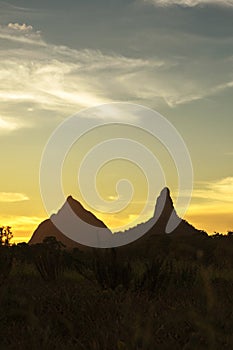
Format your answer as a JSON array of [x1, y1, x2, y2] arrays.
[[177, 177, 233, 204], [180, 177, 233, 233], [0, 117, 19, 132], [0, 193, 29, 203], [0, 1, 34, 12], [194, 177, 233, 203], [143, 0, 233, 7]]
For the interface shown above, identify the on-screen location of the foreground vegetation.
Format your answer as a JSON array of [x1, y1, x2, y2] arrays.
[[0, 232, 233, 349]]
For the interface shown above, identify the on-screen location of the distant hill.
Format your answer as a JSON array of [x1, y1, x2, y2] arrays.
[[29, 188, 207, 249]]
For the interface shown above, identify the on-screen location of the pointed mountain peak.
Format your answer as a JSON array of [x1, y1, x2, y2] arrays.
[[153, 187, 175, 222], [66, 195, 83, 208], [67, 195, 80, 203], [157, 186, 174, 206], [62, 195, 109, 229]]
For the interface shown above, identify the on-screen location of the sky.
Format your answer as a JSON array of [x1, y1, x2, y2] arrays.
[[0, 0, 232, 242]]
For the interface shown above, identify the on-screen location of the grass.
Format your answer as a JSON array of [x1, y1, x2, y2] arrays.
[[0, 234, 233, 349]]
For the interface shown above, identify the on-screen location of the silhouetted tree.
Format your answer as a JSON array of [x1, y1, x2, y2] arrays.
[[0, 226, 13, 246]]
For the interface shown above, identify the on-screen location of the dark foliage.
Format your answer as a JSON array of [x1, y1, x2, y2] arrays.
[[0, 246, 12, 286], [32, 237, 65, 281], [0, 234, 233, 349], [92, 248, 132, 290]]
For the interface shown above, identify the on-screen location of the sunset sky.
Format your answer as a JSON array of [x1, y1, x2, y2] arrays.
[[0, 0, 232, 243]]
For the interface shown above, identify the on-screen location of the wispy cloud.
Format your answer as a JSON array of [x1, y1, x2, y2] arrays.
[[0, 23, 168, 116], [8, 23, 33, 32], [0, 116, 19, 132], [143, 0, 233, 7], [0, 20, 232, 129], [0, 114, 31, 133], [0, 23, 44, 46], [0, 1, 34, 12], [191, 177, 233, 204], [176, 177, 233, 203], [180, 177, 233, 233], [0, 192, 29, 203]]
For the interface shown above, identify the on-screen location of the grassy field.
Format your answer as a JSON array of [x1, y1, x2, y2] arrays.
[[0, 234, 233, 349]]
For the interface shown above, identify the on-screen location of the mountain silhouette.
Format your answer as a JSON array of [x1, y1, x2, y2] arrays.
[[65, 195, 107, 228], [29, 196, 111, 249], [29, 188, 207, 249], [116, 187, 206, 243], [133, 187, 206, 239]]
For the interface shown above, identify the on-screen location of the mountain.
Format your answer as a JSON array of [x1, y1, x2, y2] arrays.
[[29, 196, 111, 249], [116, 187, 206, 241], [29, 188, 207, 249], [149, 186, 202, 236]]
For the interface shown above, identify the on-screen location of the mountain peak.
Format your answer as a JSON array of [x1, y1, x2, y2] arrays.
[[67, 195, 76, 202], [66, 195, 83, 209], [62, 195, 108, 229], [154, 187, 174, 219], [160, 186, 170, 196]]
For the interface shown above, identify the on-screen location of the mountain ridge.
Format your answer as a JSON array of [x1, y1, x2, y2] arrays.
[[29, 188, 207, 249]]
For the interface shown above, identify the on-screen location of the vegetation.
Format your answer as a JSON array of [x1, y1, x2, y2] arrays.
[[0, 230, 233, 349], [0, 226, 13, 245]]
